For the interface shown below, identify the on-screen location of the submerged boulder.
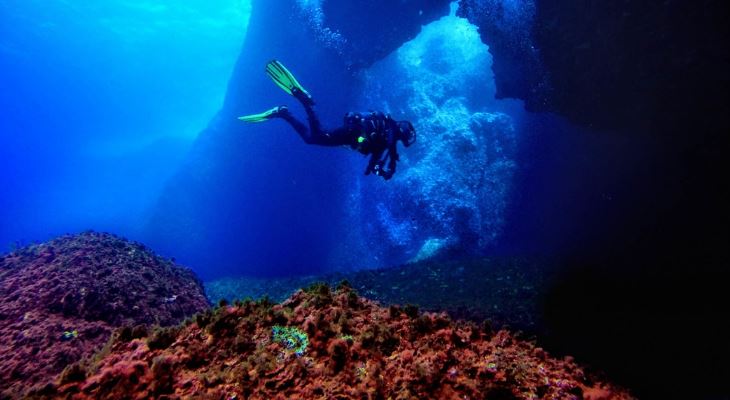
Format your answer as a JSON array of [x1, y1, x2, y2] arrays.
[[0, 231, 209, 397]]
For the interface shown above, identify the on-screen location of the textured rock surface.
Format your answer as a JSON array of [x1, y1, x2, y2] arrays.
[[52, 284, 633, 399], [0, 232, 209, 397], [301, 0, 452, 68], [337, 13, 518, 266], [457, 3, 729, 398], [457, 0, 545, 112], [206, 257, 550, 335], [458, 0, 730, 131]]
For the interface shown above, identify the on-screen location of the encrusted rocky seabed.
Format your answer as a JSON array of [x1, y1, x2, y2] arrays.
[[206, 257, 550, 334], [1, 233, 632, 399], [50, 284, 630, 400], [0, 232, 210, 398]]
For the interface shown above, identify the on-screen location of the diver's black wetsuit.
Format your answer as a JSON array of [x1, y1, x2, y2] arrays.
[[279, 89, 409, 180]]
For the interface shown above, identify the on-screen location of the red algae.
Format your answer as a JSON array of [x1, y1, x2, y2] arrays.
[[54, 282, 633, 400], [0, 232, 209, 398]]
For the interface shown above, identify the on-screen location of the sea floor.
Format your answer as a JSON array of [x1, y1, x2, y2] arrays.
[[206, 257, 556, 335]]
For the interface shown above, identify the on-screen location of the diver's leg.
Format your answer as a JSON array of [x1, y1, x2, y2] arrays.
[[292, 88, 351, 147], [291, 88, 324, 137], [287, 88, 351, 146], [278, 108, 314, 143], [304, 105, 324, 138]]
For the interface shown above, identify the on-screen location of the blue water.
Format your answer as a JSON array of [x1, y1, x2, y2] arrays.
[[0, 1, 249, 248], [0, 0, 675, 281], [0, 0, 621, 280], [1, 1, 508, 278]]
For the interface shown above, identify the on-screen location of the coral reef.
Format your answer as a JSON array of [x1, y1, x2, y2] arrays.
[[51, 283, 632, 399], [0, 232, 209, 397]]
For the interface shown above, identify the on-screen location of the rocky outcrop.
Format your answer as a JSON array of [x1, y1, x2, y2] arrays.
[[52, 284, 633, 399], [331, 13, 519, 267], [312, 0, 452, 67], [458, 0, 730, 132], [0, 232, 209, 397], [456, 4, 729, 398]]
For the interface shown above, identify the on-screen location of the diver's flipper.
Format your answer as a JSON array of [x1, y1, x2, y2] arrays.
[[265, 60, 313, 103], [237, 106, 288, 123]]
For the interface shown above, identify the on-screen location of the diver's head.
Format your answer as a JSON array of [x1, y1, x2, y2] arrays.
[[397, 121, 416, 147]]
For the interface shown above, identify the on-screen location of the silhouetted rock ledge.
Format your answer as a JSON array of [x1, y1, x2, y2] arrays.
[[458, 0, 728, 132], [0, 232, 209, 398]]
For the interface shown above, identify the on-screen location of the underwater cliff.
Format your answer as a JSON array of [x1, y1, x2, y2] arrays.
[[1, 0, 728, 398], [145, 1, 526, 278], [144, 0, 462, 278]]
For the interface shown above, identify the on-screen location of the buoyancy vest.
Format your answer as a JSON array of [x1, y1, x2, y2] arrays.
[[344, 111, 395, 154]]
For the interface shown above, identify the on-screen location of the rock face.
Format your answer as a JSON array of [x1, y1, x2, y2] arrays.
[[145, 0, 453, 279], [52, 284, 633, 399], [309, 0, 452, 67], [457, 3, 729, 397], [333, 13, 518, 267], [458, 0, 730, 132], [0, 232, 209, 397], [457, 0, 545, 113]]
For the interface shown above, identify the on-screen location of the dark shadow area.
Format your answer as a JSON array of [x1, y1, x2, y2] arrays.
[[543, 253, 726, 399], [494, 65, 729, 400], [461, 0, 730, 396], [494, 93, 728, 399]]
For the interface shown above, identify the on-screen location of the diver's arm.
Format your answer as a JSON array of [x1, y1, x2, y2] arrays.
[[365, 150, 384, 176], [382, 146, 398, 180], [377, 122, 400, 179], [376, 145, 398, 180]]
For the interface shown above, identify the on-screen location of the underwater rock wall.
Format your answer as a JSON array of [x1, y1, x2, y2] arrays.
[[146, 0, 453, 279], [456, 0, 545, 113], [301, 0, 452, 67], [457, 2, 729, 397], [458, 0, 730, 132], [146, 0, 352, 279], [335, 14, 518, 266], [0, 232, 208, 397]]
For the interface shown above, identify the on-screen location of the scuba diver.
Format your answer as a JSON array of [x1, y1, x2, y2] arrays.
[[238, 60, 416, 180]]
